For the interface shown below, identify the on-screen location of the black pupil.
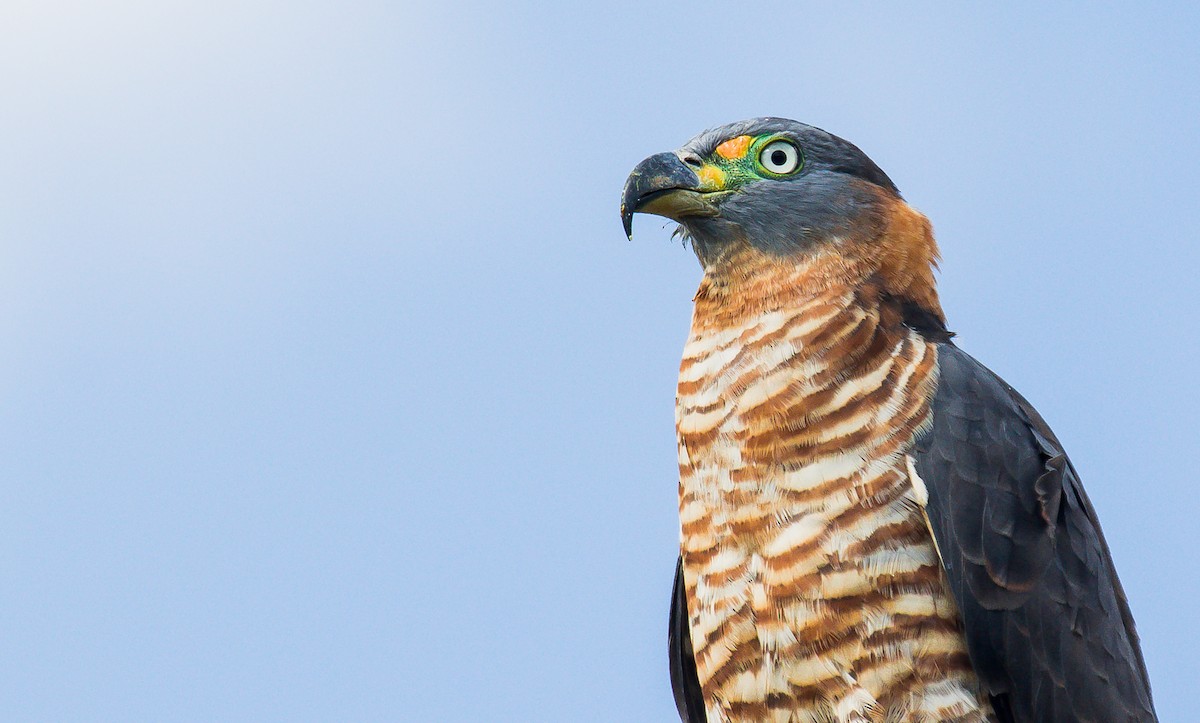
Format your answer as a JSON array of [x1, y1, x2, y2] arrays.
[[770, 149, 788, 167]]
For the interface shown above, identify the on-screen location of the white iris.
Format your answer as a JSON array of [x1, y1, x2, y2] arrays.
[[759, 140, 800, 174]]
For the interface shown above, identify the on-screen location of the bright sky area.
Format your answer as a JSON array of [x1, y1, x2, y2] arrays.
[[1, 2, 1197, 720]]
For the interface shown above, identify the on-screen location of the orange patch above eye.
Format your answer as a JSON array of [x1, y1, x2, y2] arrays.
[[715, 135, 752, 160]]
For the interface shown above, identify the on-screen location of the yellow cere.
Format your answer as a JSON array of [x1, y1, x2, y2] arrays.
[[715, 135, 752, 160], [697, 164, 727, 190]]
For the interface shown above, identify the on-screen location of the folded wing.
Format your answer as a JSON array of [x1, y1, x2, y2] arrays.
[[913, 343, 1156, 722]]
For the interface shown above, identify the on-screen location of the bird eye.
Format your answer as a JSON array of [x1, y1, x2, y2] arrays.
[[758, 140, 801, 175]]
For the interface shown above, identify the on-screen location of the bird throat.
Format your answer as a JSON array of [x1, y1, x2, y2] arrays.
[[675, 246, 994, 722]]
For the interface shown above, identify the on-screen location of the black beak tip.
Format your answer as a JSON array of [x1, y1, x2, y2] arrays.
[[621, 203, 634, 240]]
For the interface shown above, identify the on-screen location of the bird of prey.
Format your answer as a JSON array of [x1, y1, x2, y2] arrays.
[[620, 118, 1156, 723]]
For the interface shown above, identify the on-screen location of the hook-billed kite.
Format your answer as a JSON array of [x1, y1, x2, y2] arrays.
[[621, 118, 1156, 723]]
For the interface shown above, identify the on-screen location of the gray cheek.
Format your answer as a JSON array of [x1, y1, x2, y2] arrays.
[[725, 175, 885, 254], [678, 172, 889, 263]]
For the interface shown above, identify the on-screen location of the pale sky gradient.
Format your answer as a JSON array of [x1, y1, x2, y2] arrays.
[[1, 2, 1197, 721]]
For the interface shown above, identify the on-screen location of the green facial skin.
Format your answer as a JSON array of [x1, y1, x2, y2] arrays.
[[695, 134, 805, 192]]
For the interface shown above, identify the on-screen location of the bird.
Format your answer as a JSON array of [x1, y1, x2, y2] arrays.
[[620, 118, 1156, 723]]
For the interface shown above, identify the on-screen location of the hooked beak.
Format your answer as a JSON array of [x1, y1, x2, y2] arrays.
[[620, 152, 724, 240]]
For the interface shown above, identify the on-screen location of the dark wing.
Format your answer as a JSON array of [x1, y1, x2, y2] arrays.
[[913, 343, 1156, 722], [669, 556, 705, 722]]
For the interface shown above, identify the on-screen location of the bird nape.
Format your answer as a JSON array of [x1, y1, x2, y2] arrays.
[[621, 118, 1156, 723]]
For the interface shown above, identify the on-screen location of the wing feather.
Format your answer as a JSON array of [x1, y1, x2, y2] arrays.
[[669, 557, 705, 722], [913, 343, 1156, 722]]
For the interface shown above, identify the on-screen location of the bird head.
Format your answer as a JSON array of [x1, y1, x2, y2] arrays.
[[621, 118, 901, 257], [621, 117, 946, 330]]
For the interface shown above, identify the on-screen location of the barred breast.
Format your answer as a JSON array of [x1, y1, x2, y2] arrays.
[[676, 249, 995, 723]]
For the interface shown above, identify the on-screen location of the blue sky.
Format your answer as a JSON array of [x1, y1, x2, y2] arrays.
[[2, 2, 1197, 720]]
